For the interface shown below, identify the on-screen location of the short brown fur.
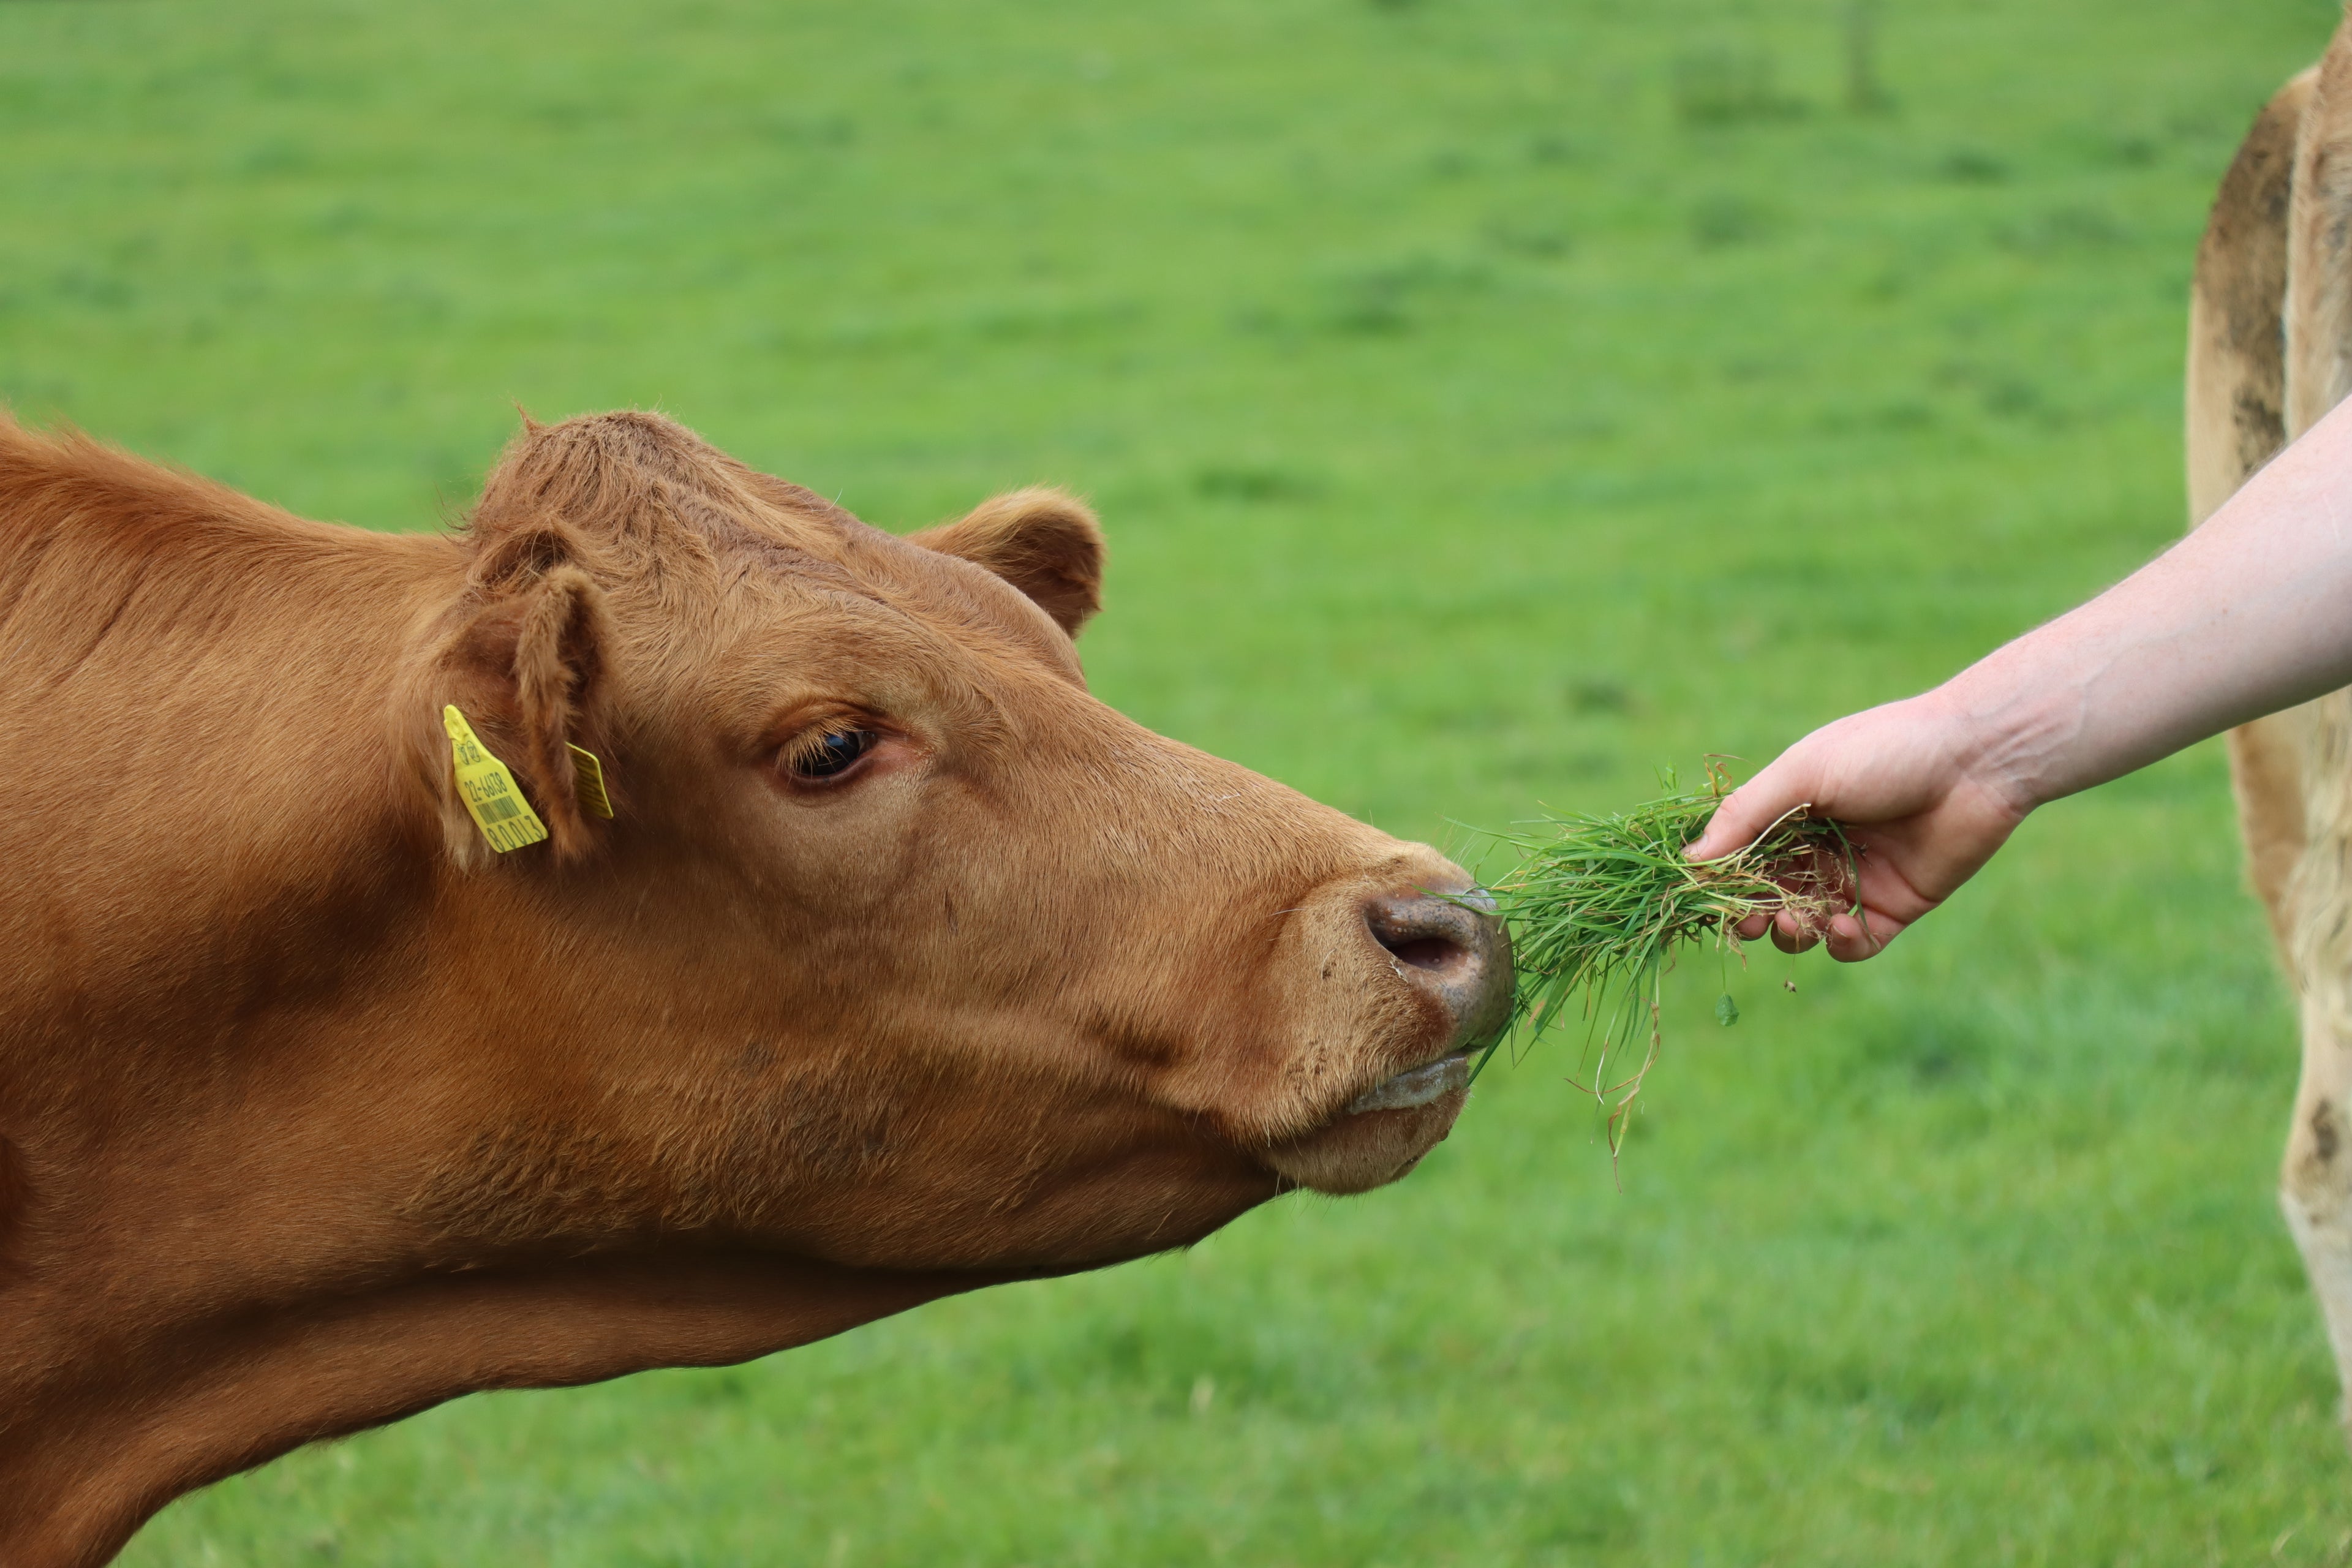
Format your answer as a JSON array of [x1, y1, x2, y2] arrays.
[[0, 409, 1500, 1563]]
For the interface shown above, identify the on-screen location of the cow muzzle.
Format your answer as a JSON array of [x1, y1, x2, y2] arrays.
[[1261, 883, 1513, 1194]]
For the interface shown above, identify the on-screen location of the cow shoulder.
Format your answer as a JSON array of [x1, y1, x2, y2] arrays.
[[2188, 66, 2309, 524]]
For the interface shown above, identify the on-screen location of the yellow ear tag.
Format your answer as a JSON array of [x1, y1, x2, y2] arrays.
[[442, 705, 550, 853], [568, 742, 614, 819]]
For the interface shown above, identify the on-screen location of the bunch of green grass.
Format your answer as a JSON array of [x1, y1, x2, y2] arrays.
[[1482, 767, 1856, 1153]]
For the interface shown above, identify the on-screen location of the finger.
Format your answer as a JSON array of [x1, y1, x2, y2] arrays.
[[1687, 796, 1763, 862], [1734, 911, 1771, 941], [1825, 909, 1904, 963], [1770, 907, 1821, 955], [1687, 774, 1803, 862]]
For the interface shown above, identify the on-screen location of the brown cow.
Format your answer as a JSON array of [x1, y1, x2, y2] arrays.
[[0, 409, 1510, 1565], [2193, 19, 2352, 1444]]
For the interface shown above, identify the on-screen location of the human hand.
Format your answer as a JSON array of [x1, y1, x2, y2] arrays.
[[1683, 691, 2034, 960]]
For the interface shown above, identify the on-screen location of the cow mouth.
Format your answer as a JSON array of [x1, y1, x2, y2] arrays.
[[1344, 1050, 1472, 1114], [1260, 1049, 1476, 1196]]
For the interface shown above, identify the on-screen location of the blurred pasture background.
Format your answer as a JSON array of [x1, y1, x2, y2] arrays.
[[4, 0, 2345, 1560]]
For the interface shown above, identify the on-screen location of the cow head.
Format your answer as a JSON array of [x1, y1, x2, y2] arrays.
[[0, 409, 1513, 1563], [400, 412, 1512, 1274]]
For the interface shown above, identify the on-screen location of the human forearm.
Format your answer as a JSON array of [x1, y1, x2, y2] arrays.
[[1686, 391, 2352, 960], [1947, 393, 2352, 807]]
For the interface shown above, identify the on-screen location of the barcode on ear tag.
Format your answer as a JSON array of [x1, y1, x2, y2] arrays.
[[570, 743, 614, 819], [443, 705, 550, 853]]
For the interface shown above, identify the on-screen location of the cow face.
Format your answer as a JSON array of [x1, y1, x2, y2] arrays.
[[405, 412, 1511, 1275]]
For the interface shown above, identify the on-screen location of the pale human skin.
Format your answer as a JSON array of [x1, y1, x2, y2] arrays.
[[1686, 391, 2352, 960]]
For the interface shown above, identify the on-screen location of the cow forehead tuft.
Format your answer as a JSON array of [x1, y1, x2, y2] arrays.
[[477, 410, 851, 563], [479, 411, 1082, 685]]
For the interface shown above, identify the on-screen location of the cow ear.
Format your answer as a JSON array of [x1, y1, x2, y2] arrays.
[[911, 488, 1104, 638], [431, 527, 611, 865]]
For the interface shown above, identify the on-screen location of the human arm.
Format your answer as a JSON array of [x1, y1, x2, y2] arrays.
[[1684, 391, 2352, 959]]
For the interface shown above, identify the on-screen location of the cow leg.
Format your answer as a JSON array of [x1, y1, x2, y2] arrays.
[[2230, 717, 2309, 958], [2285, 989, 2352, 1434], [2279, 692, 2352, 1441]]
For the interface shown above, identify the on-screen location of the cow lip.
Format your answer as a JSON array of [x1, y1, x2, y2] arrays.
[[1344, 1050, 1472, 1115]]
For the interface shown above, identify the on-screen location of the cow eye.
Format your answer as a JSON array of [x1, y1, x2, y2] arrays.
[[786, 726, 880, 781]]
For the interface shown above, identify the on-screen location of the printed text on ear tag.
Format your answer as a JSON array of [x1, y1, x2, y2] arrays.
[[443, 705, 549, 853], [569, 743, 614, 819]]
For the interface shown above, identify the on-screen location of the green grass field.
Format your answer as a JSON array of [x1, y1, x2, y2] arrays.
[[6, 0, 2345, 1560]]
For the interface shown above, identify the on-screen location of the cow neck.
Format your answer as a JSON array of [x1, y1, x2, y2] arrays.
[[0, 1251, 1015, 1568], [0, 468, 490, 1565]]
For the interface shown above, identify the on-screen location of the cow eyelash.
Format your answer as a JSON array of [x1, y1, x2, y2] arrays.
[[782, 723, 882, 783]]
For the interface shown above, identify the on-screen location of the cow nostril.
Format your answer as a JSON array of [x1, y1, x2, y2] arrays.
[[1361, 886, 1515, 1055], [1364, 894, 1480, 974], [1381, 934, 1466, 972]]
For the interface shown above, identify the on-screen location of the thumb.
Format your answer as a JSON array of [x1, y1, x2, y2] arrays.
[[1685, 772, 1806, 862]]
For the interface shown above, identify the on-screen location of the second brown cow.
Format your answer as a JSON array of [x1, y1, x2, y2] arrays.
[[0, 410, 1510, 1566]]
